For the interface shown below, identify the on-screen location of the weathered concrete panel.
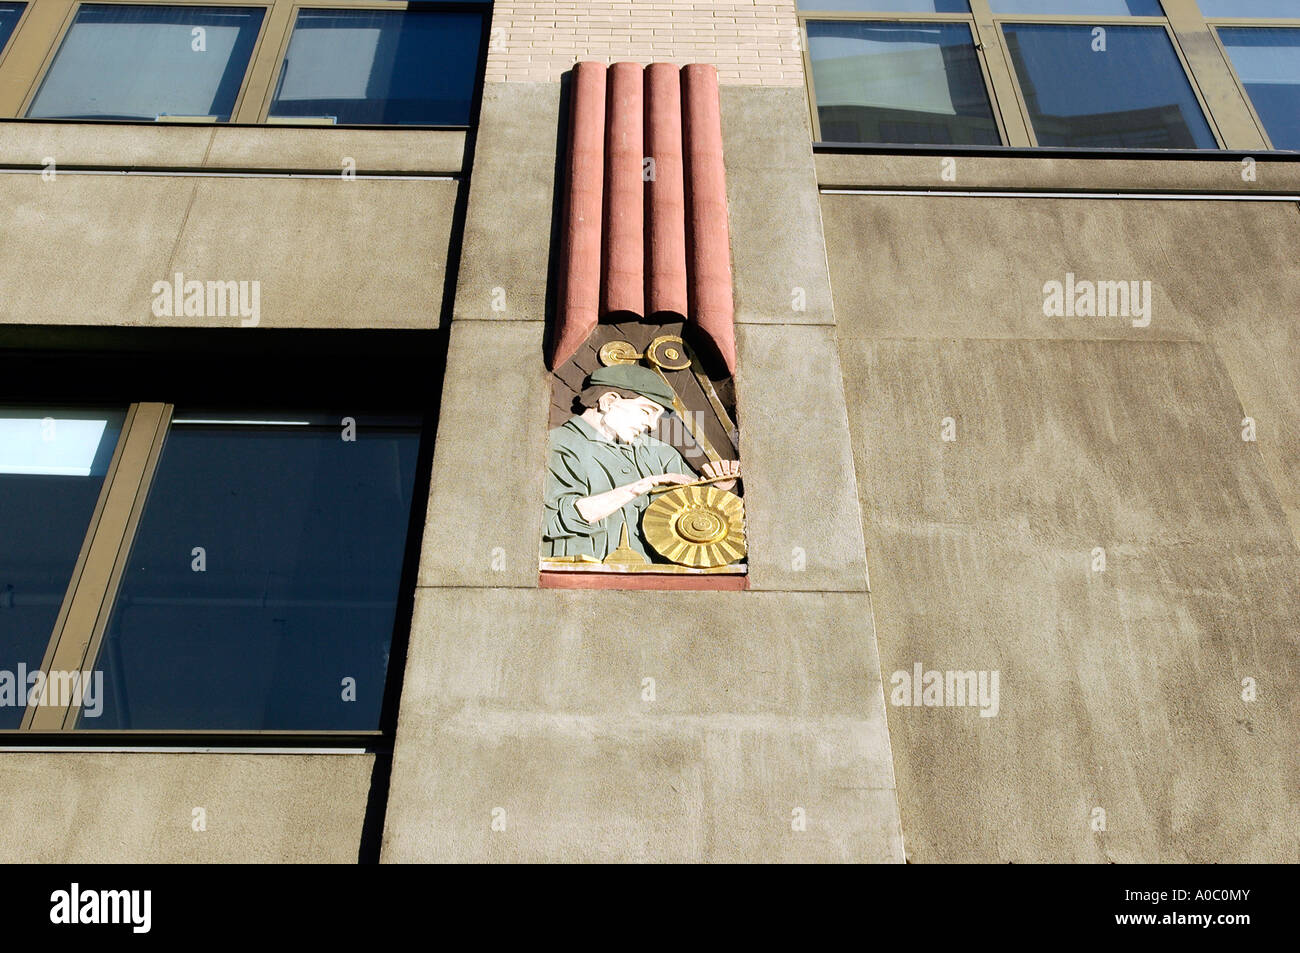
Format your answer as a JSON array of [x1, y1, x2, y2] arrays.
[[168, 177, 457, 329], [453, 83, 562, 322], [381, 588, 903, 863], [0, 753, 373, 863], [721, 86, 834, 326], [0, 173, 193, 325], [841, 338, 1300, 862], [738, 323, 869, 591], [418, 321, 551, 588], [0, 172, 457, 328]]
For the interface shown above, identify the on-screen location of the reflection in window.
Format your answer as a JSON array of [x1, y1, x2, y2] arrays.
[[26, 4, 264, 121], [0, 3, 24, 55], [86, 412, 422, 731], [1218, 27, 1300, 150], [1003, 24, 1217, 148], [808, 21, 1000, 145], [267, 9, 484, 125], [0, 408, 123, 729], [989, 0, 1161, 13]]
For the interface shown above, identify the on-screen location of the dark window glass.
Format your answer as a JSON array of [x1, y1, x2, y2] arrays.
[[1199, 1, 1300, 15], [85, 412, 422, 731], [267, 9, 484, 125], [796, 1, 970, 11], [1219, 27, 1300, 150], [808, 20, 1000, 145], [26, 4, 264, 122], [989, 0, 1162, 13], [1002, 23, 1218, 148], [0, 408, 123, 729], [0, 3, 24, 55]]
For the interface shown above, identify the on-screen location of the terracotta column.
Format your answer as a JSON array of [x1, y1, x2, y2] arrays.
[[682, 64, 736, 373], [549, 61, 606, 370], [644, 62, 688, 319], [602, 62, 645, 318]]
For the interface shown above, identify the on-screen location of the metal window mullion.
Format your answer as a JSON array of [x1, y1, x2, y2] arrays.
[[0, 0, 73, 117], [25, 402, 173, 732], [969, 0, 1033, 146], [1160, 0, 1269, 150], [233, 0, 295, 122]]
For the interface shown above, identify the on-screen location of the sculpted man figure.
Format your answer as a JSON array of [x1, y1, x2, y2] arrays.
[[542, 364, 739, 563]]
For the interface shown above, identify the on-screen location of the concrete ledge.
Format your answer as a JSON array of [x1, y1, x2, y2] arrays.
[[816, 152, 1300, 195], [0, 121, 465, 174], [0, 752, 374, 863]]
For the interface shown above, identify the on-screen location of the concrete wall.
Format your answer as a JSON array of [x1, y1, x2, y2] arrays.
[[0, 752, 375, 862], [822, 164, 1300, 862], [0, 123, 463, 329], [380, 81, 904, 863]]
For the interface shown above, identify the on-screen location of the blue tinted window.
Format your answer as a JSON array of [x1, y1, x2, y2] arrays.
[[0, 408, 123, 729], [0, 3, 24, 55], [1219, 27, 1300, 150], [1003, 23, 1217, 148], [26, 4, 264, 121], [808, 21, 1000, 144], [990, 0, 1162, 13], [85, 412, 422, 731], [1199, 1, 1300, 16], [268, 9, 485, 125]]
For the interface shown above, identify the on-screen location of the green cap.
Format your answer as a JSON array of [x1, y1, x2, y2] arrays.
[[586, 364, 677, 411]]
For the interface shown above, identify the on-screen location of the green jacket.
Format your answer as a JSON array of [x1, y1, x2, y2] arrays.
[[542, 415, 692, 562]]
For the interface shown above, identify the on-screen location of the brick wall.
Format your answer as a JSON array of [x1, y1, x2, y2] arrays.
[[483, 1, 806, 85]]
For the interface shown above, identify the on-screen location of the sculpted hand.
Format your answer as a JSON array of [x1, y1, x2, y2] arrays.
[[702, 459, 740, 491], [629, 472, 695, 495]]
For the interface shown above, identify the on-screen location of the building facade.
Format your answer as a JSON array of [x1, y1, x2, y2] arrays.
[[0, 0, 1297, 863]]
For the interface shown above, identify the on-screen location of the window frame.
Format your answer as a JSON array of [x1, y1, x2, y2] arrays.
[[0, 2, 31, 70], [0, 330, 438, 745], [798, 10, 1015, 147], [993, 16, 1224, 149], [1207, 18, 1300, 151], [0, 0, 489, 127], [795, 0, 1287, 151]]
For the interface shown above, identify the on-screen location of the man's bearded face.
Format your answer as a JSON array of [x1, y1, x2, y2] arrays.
[[599, 395, 666, 443]]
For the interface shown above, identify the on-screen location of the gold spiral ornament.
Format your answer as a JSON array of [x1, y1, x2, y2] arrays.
[[642, 485, 746, 568], [646, 335, 692, 371]]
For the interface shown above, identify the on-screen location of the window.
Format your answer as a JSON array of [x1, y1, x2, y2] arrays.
[[0, 408, 124, 729], [267, 8, 485, 125], [0, 333, 435, 737], [26, 4, 265, 121], [7, 1, 489, 125], [1002, 23, 1217, 148], [0, 3, 23, 56], [798, 1, 1243, 149], [88, 411, 421, 731], [806, 20, 1000, 145], [1216, 28, 1300, 150]]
